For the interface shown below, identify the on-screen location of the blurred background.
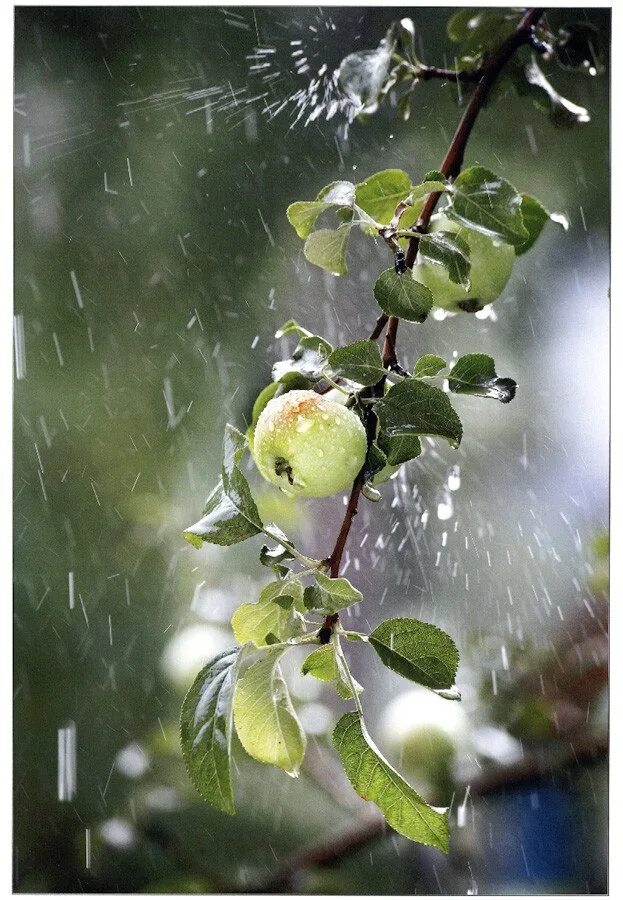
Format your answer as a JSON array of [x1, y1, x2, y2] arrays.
[[13, 6, 609, 894]]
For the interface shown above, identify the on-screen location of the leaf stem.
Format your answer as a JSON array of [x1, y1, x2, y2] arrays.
[[332, 629, 364, 718]]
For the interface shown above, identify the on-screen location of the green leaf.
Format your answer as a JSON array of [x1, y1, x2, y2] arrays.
[[304, 572, 363, 613], [328, 340, 385, 386], [251, 382, 281, 427], [377, 430, 421, 467], [446, 8, 522, 65], [231, 601, 301, 647], [222, 425, 263, 522], [413, 354, 447, 378], [408, 180, 448, 202], [333, 712, 450, 851], [184, 427, 263, 548], [304, 226, 351, 276], [233, 649, 306, 776], [418, 231, 471, 288], [423, 170, 447, 184], [373, 269, 433, 323], [514, 194, 550, 255], [259, 543, 294, 577], [231, 579, 305, 647], [259, 577, 305, 612], [301, 645, 362, 700], [184, 481, 261, 548], [369, 617, 459, 689], [364, 441, 388, 479], [272, 330, 333, 385], [287, 181, 356, 239], [448, 353, 517, 403], [275, 319, 333, 357], [448, 166, 528, 246], [375, 379, 462, 449], [180, 648, 242, 814], [355, 169, 411, 224]]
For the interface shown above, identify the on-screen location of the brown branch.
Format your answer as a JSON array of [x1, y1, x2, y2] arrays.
[[404, 7, 544, 267], [251, 736, 607, 892], [318, 8, 544, 643]]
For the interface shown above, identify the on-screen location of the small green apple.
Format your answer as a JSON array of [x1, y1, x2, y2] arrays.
[[412, 213, 515, 313], [253, 389, 367, 498]]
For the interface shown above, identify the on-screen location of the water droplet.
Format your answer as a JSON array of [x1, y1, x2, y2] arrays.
[[447, 465, 461, 492], [295, 416, 313, 433], [436, 491, 454, 521]]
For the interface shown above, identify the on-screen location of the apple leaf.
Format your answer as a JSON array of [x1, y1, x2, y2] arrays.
[[373, 268, 433, 323], [448, 165, 528, 246], [287, 181, 356, 239], [303, 572, 363, 613], [412, 354, 447, 378], [355, 169, 412, 224], [369, 617, 459, 689], [231, 579, 305, 647], [377, 430, 422, 466], [301, 645, 362, 700], [328, 340, 385, 386], [304, 226, 351, 276], [233, 648, 306, 775], [333, 712, 450, 851], [184, 426, 263, 548], [375, 379, 463, 448], [180, 648, 243, 814], [523, 58, 591, 127], [448, 353, 517, 403], [418, 231, 471, 289]]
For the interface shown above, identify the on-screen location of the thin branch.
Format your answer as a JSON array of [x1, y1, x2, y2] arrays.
[[252, 736, 607, 892], [317, 9, 544, 644], [415, 64, 483, 83]]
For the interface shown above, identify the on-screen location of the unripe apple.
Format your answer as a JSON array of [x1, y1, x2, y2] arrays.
[[253, 390, 367, 497], [412, 213, 515, 313]]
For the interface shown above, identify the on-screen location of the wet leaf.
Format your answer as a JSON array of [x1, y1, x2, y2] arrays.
[[448, 353, 517, 403], [231, 579, 305, 647], [418, 231, 471, 288], [233, 649, 306, 775], [287, 181, 356, 239], [412, 354, 447, 378], [301, 645, 362, 699], [180, 648, 242, 814], [184, 427, 262, 547], [304, 226, 351, 276], [377, 430, 421, 466], [303, 572, 363, 613], [375, 379, 462, 448], [333, 712, 450, 851], [369, 617, 459, 689], [373, 268, 433, 323], [448, 166, 528, 246], [355, 169, 412, 224], [517, 58, 590, 127], [328, 340, 385, 386]]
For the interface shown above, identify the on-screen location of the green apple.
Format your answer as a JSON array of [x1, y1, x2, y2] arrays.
[[253, 389, 367, 498], [412, 213, 515, 313]]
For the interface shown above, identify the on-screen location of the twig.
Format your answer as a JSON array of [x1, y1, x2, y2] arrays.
[[317, 8, 544, 643]]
